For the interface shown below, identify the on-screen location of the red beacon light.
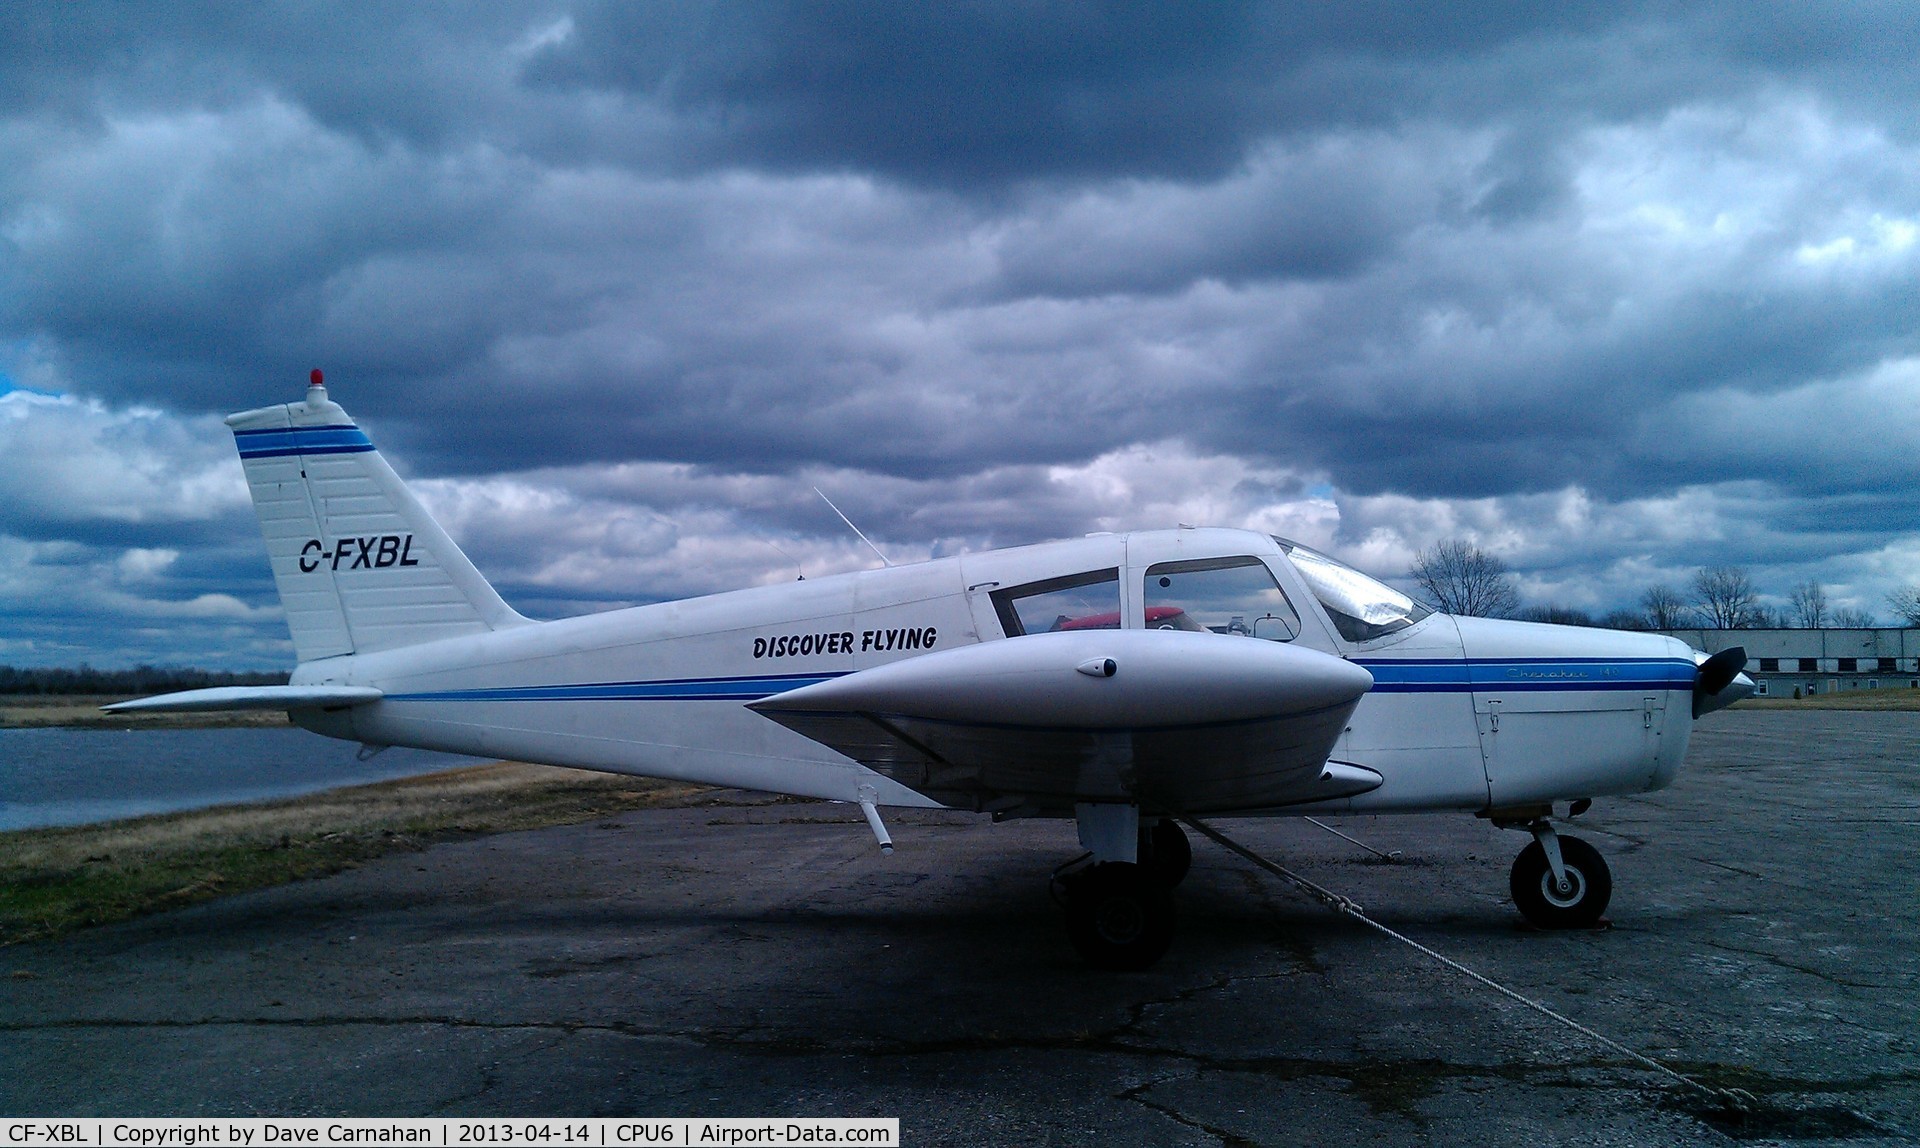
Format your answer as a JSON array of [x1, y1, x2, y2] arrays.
[[309, 368, 324, 388]]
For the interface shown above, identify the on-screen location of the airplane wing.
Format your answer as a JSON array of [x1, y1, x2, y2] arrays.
[[101, 685, 384, 714], [749, 630, 1380, 815]]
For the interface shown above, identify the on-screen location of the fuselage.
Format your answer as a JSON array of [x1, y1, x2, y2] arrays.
[[289, 527, 1698, 817]]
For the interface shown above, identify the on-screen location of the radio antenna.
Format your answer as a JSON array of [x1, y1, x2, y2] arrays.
[[813, 487, 893, 568], [753, 536, 805, 580]]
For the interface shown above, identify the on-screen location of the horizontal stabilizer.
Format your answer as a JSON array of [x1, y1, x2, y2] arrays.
[[101, 685, 384, 714]]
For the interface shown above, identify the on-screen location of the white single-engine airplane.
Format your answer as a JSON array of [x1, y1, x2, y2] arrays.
[[114, 374, 1753, 968]]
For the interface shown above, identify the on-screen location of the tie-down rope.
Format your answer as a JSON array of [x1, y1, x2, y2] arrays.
[[1181, 816, 1752, 1113]]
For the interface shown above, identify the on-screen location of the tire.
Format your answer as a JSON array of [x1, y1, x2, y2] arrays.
[[1065, 862, 1176, 970], [1510, 835, 1612, 929], [1140, 818, 1193, 887]]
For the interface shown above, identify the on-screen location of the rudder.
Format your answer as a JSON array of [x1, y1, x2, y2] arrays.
[[228, 373, 527, 662]]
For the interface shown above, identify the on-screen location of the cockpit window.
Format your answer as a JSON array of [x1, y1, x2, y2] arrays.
[[1273, 538, 1431, 643], [1144, 557, 1301, 641], [991, 569, 1121, 637]]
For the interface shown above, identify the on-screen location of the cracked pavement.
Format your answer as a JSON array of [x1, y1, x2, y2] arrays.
[[3, 710, 1917, 1145]]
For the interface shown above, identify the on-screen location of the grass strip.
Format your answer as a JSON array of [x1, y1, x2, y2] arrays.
[[1735, 690, 1920, 710], [0, 762, 709, 948], [1, 694, 290, 729]]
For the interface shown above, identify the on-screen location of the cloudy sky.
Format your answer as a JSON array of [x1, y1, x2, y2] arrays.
[[4, 3, 1919, 668]]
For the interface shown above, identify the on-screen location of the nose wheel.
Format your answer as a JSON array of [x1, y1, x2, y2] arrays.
[[1509, 827, 1612, 929]]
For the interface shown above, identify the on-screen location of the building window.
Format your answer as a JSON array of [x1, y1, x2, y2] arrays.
[[1838, 658, 1858, 672], [1758, 658, 1779, 672], [1799, 658, 1818, 672], [1879, 657, 1898, 672], [1869, 679, 1880, 689], [1754, 680, 1769, 695]]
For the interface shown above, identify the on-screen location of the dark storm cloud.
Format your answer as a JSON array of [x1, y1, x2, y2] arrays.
[[1220, 269, 1920, 500], [523, 2, 1281, 184], [524, 2, 1920, 181], [0, 5, 544, 145], [4, 2, 1920, 663], [6, 2, 1914, 485], [517, 2, 1693, 185]]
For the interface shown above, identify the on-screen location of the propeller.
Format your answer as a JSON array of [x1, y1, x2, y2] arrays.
[[1692, 645, 1749, 719]]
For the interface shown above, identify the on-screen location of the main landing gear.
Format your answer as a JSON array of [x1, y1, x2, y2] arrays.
[[1053, 807, 1616, 967], [1504, 817, 1612, 929], [1055, 814, 1191, 969]]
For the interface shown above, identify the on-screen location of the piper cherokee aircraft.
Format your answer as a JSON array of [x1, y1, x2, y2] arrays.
[[112, 374, 1753, 969]]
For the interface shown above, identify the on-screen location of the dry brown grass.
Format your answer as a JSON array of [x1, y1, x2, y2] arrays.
[[0, 762, 710, 946], [0, 695, 290, 729], [1736, 689, 1920, 710]]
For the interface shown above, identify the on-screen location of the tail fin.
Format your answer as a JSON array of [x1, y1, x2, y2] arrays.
[[228, 374, 528, 662]]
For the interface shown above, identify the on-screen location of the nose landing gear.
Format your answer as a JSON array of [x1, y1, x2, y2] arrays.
[[1507, 819, 1612, 929]]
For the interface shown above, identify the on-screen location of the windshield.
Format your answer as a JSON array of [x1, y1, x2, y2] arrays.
[[1273, 538, 1430, 643]]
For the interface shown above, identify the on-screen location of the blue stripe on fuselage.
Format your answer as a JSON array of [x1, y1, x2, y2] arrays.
[[234, 425, 375, 459], [383, 672, 844, 704], [1356, 657, 1695, 693], [375, 659, 1692, 706]]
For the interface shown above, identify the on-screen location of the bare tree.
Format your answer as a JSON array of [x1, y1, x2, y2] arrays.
[[1693, 565, 1759, 629], [1886, 585, 1920, 628], [1789, 579, 1827, 628], [1640, 584, 1686, 629], [1515, 604, 1595, 626], [1831, 606, 1876, 628], [1601, 608, 1650, 631], [1410, 540, 1519, 618]]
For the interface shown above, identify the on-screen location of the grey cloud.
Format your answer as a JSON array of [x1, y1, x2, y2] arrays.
[[517, 2, 1920, 186], [9, 82, 1916, 507], [521, 2, 1285, 184], [0, 395, 250, 533], [7, 4, 1915, 188], [5, 3, 1920, 665], [0, 5, 546, 146], [989, 135, 1444, 297], [0, 395, 280, 666]]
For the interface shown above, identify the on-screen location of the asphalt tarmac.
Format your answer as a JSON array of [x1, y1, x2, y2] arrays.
[[3, 710, 1917, 1145]]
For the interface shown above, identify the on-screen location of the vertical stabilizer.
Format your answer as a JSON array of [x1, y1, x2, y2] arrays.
[[228, 374, 527, 662]]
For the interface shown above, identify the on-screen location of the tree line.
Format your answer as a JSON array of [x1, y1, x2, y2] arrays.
[[1410, 540, 1920, 629], [0, 665, 289, 696]]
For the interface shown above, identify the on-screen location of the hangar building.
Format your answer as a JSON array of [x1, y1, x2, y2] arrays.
[[1659, 628, 1920, 696]]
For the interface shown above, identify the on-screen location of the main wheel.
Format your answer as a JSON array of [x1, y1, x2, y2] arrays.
[[1065, 862, 1176, 970], [1139, 818, 1193, 887], [1510, 835, 1612, 929]]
